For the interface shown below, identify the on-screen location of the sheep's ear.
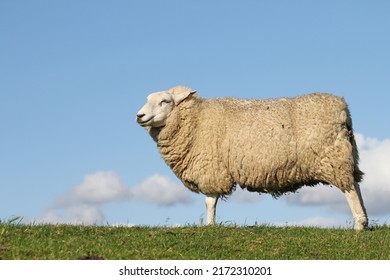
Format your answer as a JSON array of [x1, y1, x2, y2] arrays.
[[172, 90, 197, 105]]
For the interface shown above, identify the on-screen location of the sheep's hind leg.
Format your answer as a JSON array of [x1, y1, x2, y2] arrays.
[[343, 183, 368, 230], [205, 194, 219, 225]]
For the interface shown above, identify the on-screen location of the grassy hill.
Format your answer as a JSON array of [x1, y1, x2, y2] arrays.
[[1, 223, 389, 260]]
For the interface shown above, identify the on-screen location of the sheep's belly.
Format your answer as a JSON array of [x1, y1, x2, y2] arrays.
[[232, 160, 322, 196]]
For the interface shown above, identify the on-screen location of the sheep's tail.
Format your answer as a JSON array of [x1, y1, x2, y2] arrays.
[[345, 105, 364, 184], [351, 133, 364, 184]]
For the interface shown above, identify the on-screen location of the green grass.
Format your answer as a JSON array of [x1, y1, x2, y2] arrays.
[[1, 223, 389, 260]]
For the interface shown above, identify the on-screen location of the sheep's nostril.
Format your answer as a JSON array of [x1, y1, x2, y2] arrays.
[[136, 113, 145, 120], [136, 113, 147, 124]]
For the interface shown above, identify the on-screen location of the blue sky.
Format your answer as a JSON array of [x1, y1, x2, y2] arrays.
[[1, 0, 389, 227]]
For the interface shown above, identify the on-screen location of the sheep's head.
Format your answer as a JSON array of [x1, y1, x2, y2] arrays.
[[136, 86, 197, 128]]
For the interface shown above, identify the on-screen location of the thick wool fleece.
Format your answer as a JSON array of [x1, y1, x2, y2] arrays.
[[150, 92, 363, 196]]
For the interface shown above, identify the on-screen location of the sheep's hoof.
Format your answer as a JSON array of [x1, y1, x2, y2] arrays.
[[354, 217, 368, 231]]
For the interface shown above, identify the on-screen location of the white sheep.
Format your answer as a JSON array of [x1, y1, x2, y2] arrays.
[[136, 85, 368, 230]]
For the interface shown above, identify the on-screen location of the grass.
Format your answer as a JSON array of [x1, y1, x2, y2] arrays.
[[1, 222, 389, 260]]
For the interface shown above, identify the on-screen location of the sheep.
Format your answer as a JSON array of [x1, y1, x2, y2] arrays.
[[136, 85, 368, 230]]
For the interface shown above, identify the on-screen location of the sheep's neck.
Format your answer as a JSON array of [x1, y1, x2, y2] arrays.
[[155, 105, 197, 176]]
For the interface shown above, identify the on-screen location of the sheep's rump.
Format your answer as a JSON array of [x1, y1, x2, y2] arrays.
[[184, 93, 359, 196]]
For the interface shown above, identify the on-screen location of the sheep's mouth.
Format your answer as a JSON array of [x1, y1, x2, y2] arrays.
[[137, 117, 153, 126]]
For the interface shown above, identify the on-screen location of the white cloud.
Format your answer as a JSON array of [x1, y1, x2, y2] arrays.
[[129, 174, 195, 206], [32, 172, 194, 225], [284, 185, 345, 209], [355, 133, 390, 215], [230, 186, 262, 203], [54, 171, 194, 208], [55, 171, 129, 207], [285, 133, 390, 217], [36, 205, 105, 225]]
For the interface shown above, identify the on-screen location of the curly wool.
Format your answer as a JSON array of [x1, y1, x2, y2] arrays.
[[151, 89, 363, 197]]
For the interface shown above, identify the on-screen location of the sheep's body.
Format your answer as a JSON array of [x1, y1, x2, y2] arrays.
[[137, 86, 368, 230]]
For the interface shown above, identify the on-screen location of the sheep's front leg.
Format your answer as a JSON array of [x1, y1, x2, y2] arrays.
[[205, 194, 219, 225]]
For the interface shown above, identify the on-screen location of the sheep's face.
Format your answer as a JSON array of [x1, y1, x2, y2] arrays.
[[136, 91, 175, 127], [136, 87, 196, 128]]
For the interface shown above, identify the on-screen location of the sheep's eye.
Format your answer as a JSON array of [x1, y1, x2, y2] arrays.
[[160, 99, 170, 106]]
